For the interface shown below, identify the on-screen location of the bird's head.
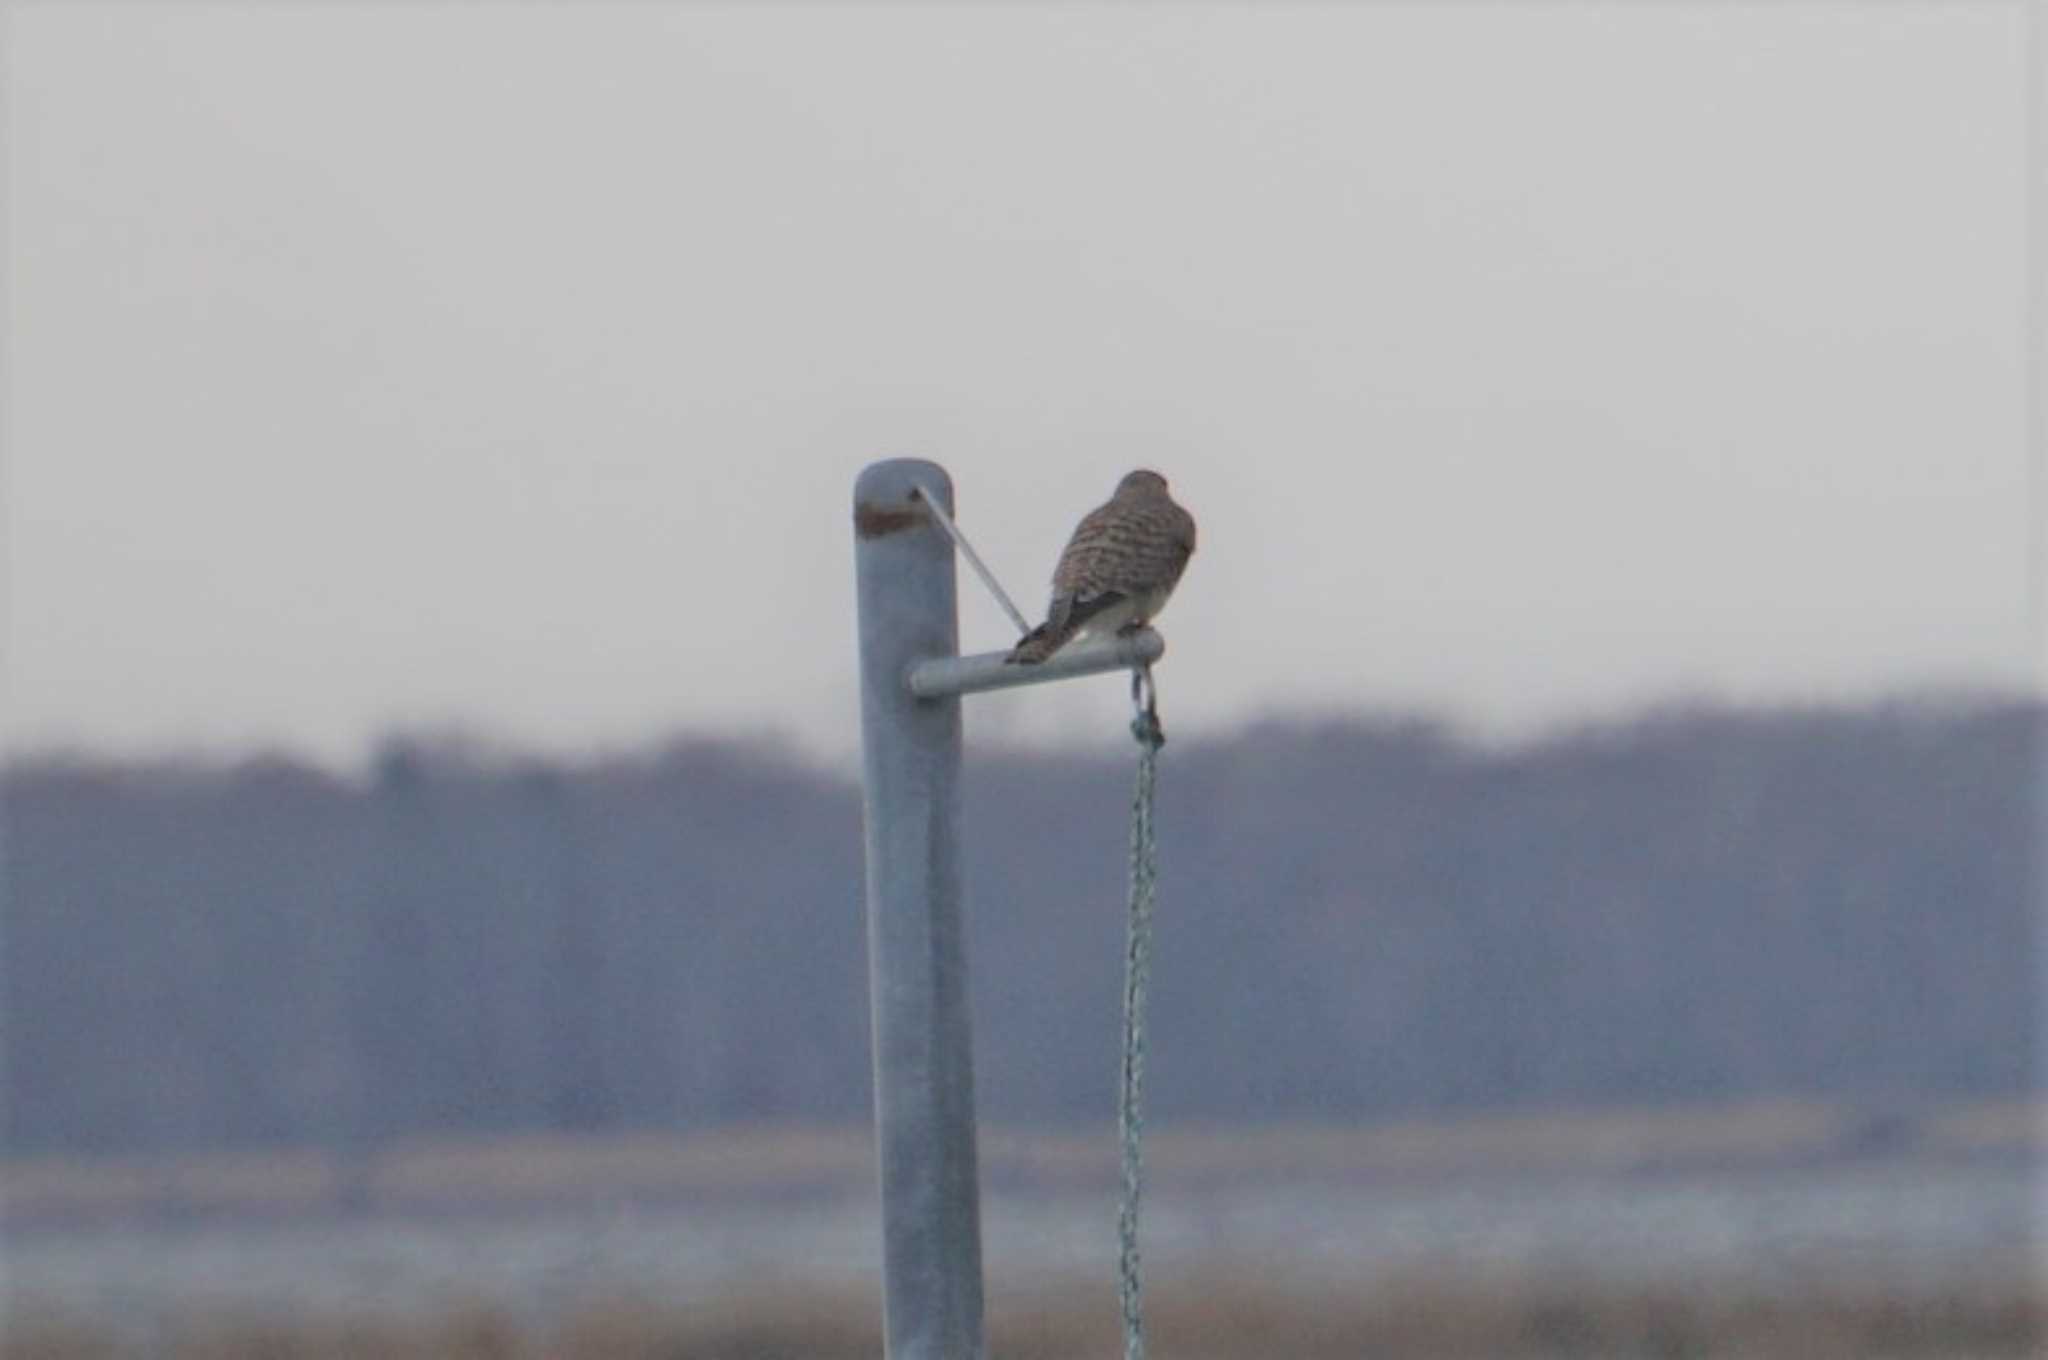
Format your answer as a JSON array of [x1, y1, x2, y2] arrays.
[[1116, 469, 1170, 497]]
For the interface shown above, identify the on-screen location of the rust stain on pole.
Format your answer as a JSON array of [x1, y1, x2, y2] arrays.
[[855, 499, 928, 539]]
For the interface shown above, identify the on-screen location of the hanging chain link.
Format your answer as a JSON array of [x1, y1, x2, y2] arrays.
[[1119, 663, 1165, 1360]]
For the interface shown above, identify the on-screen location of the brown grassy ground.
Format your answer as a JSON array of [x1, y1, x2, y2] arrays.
[[6, 1274, 2041, 1359]]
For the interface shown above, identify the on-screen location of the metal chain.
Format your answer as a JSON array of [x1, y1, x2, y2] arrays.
[[1119, 664, 1165, 1360]]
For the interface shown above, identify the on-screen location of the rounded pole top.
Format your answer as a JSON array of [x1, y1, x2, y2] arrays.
[[857, 458, 952, 509]]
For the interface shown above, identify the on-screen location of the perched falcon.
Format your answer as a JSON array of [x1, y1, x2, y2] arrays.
[[1007, 469, 1196, 664]]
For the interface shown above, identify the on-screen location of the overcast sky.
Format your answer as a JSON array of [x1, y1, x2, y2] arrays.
[[6, 3, 2039, 771]]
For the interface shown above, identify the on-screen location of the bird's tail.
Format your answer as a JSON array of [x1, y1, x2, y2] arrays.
[[1006, 617, 1077, 664]]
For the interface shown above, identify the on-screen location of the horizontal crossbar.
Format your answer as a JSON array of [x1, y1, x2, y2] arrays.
[[908, 629, 1164, 699]]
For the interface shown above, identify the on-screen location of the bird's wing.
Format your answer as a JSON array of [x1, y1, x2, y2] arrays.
[[1052, 498, 1195, 600], [1051, 501, 1180, 596]]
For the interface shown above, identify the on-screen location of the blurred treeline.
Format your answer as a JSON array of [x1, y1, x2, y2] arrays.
[[2, 696, 2036, 1156]]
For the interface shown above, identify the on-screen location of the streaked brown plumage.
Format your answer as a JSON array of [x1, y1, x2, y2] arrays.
[[1007, 469, 1196, 664]]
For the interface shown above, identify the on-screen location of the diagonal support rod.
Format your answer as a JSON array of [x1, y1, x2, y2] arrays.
[[911, 481, 1033, 636]]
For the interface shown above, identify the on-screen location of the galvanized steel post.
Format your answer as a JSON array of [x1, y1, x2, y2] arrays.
[[852, 459, 986, 1360]]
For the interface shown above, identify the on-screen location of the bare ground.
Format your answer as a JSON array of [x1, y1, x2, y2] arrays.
[[6, 1274, 2041, 1360]]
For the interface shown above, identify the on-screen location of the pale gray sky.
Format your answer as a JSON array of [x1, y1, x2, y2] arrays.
[[6, 3, 2039, 770]]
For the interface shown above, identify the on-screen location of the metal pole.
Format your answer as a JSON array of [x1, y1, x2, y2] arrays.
[[852, 459, 987, 1360]]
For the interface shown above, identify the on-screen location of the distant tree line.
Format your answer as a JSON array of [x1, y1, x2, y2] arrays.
[[2, 697, 2036, 1156]]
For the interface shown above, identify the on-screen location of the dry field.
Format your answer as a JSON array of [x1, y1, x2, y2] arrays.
[[5, 1273, 2041, 1359]]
